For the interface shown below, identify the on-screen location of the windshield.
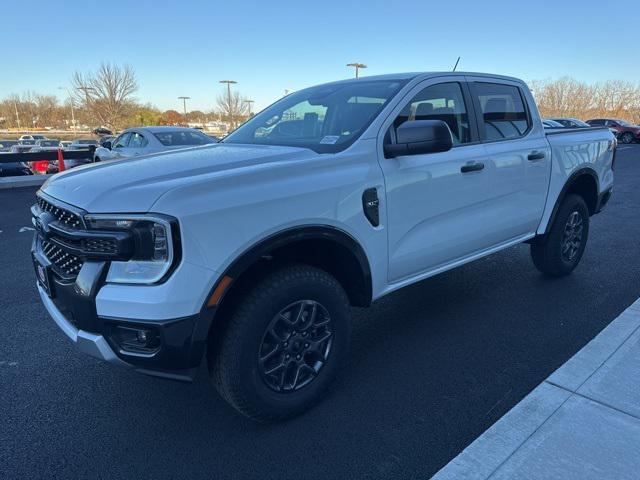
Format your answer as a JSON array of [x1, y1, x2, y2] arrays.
[[39, 140, 59, 147], [153, 130, 215, 146], [223, 79, 407, 153]]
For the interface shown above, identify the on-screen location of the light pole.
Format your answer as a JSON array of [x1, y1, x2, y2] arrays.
[[58, 86, 76, 131], [13, 100, 21, 130], [219, 80, 237, 128], [346, 62, 367, 78], [77, 86, 96, 128], [243, 99, 254, 117], [178, 96, 191, 125]]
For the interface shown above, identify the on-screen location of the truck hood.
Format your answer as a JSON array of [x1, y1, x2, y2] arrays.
[[42, 143, 316, 212]]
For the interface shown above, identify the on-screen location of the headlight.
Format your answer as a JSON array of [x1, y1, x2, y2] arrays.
[[84, 214, 178, 284]]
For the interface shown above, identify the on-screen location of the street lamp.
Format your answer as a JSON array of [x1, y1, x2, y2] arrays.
[[219, 80, 237, 127], [346, 62, 367, 78], [178, 96, 191, 125], [13, 99, 21, 130], [76, 86, 96, 127], [243, 99, 254, 117], [58, 86, 76, 131]]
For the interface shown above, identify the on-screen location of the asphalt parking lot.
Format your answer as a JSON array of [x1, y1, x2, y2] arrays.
[[1, 144, 639, 479]]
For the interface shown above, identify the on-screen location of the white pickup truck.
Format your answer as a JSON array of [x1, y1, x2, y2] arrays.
[[32, 72, 615, 421]]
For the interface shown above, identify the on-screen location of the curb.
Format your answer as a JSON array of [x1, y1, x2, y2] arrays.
[[433, 297, 640, 479], [0, 175, 49, 190]]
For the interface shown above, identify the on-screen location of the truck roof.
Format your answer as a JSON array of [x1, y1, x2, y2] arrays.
[[325, 71, 526, 86]]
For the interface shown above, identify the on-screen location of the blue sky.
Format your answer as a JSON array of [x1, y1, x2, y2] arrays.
[[2, 0, 638, 112]]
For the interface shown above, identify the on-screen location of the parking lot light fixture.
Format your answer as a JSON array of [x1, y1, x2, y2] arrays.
[[178, 96, 191, 124], [346, 63, 367, 78], [243, 99, 254, 117]]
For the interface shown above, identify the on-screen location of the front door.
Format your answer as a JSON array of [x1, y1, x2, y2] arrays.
[[379, 79, 494, 282]]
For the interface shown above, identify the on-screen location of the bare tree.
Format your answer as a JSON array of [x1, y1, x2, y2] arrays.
[[71, 63, 138, 130], [216, 90, 248, 129], [531, 77, 640, 122]]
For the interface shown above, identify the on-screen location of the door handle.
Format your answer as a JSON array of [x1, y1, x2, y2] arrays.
[[460, 162, 485, 173], [528, 151, 545, 161]]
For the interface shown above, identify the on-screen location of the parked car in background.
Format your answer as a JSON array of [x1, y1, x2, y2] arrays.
[[547, 118, 591, 128], [10, 143, 35, 153], [59, 141, 72, 149], [33, 72, 616, 421], [19, 134, 47, 141], [0, 142, 32, 176], [587, 118, 640, 143], [67, 139, 99, 150], [28, 140, 63, 174], [542, 119, 565, 128], [18, 139, 36, 146], [58, 139, 98, 169], [92, 127, 113, 136], [0, 140, 19, 152], [31, 139, 61, 151], [93, 126, 215, 162]]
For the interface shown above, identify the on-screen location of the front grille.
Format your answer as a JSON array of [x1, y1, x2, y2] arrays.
[[37, 197, 83, 228], [84, 238, 118, 254], [42, 239, 83, 277]]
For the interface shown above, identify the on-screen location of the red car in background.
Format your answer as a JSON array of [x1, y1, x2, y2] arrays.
[[587, 118, 640, 144]]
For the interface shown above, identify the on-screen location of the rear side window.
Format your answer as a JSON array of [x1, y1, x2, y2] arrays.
[[474, 83, 530, 141], [588, 119, 604, 125], [153, 130, 214, 146]]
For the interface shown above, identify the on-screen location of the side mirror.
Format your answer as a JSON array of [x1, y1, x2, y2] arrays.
[[102, 141, 112, 150], [384, 120, 453, 158]]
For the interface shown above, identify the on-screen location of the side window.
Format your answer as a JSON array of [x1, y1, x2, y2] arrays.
[[474, 83, 530, 141], [129, 132, 148, 148], [393, 82, 471, 145], [605, 120, 617, 127], [114, 133, 131, 148]]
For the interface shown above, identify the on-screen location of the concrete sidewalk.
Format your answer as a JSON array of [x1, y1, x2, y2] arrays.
[[434, 297, 640, 480]]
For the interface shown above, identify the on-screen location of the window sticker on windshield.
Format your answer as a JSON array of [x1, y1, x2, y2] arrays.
[[320, 135, 340, 144]]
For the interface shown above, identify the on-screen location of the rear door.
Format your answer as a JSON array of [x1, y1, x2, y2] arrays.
[[467, 77, 551, 241], [378, 77, 496, 282]]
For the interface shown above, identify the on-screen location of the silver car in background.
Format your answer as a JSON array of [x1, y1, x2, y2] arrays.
[[93, 126, 216, 162]]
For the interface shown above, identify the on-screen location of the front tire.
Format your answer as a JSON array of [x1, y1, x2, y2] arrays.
[[531, 194, 589, 277], [209, 264, 351, 422], [621, 132, 635, 144]]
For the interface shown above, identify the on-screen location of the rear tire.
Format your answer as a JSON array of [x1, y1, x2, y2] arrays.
[[621, 132, 635, 144], [531, 194, 589, 277], [208, 264, 351, 422]]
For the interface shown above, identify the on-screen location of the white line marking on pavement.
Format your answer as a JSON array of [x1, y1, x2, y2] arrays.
[[19, 226, 35, 233]]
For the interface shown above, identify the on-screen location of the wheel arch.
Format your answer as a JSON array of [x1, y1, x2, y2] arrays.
[[544, 167, 599, 235], [204, 225, 373, 316]]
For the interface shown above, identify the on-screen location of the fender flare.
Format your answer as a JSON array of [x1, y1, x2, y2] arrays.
[[203, 225, 373, 310], [543, 167, 599, 235]]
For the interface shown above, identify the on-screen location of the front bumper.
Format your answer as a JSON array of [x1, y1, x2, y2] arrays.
[[31, 193, 215, 382], [37, 283, 128, 367]]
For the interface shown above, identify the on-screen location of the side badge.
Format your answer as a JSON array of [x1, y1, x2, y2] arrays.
[[362, 188, 380, 227]]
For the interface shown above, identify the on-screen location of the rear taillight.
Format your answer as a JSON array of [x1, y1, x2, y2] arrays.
[[610, 139, 617, 171], [32, 161, 48, 174]]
